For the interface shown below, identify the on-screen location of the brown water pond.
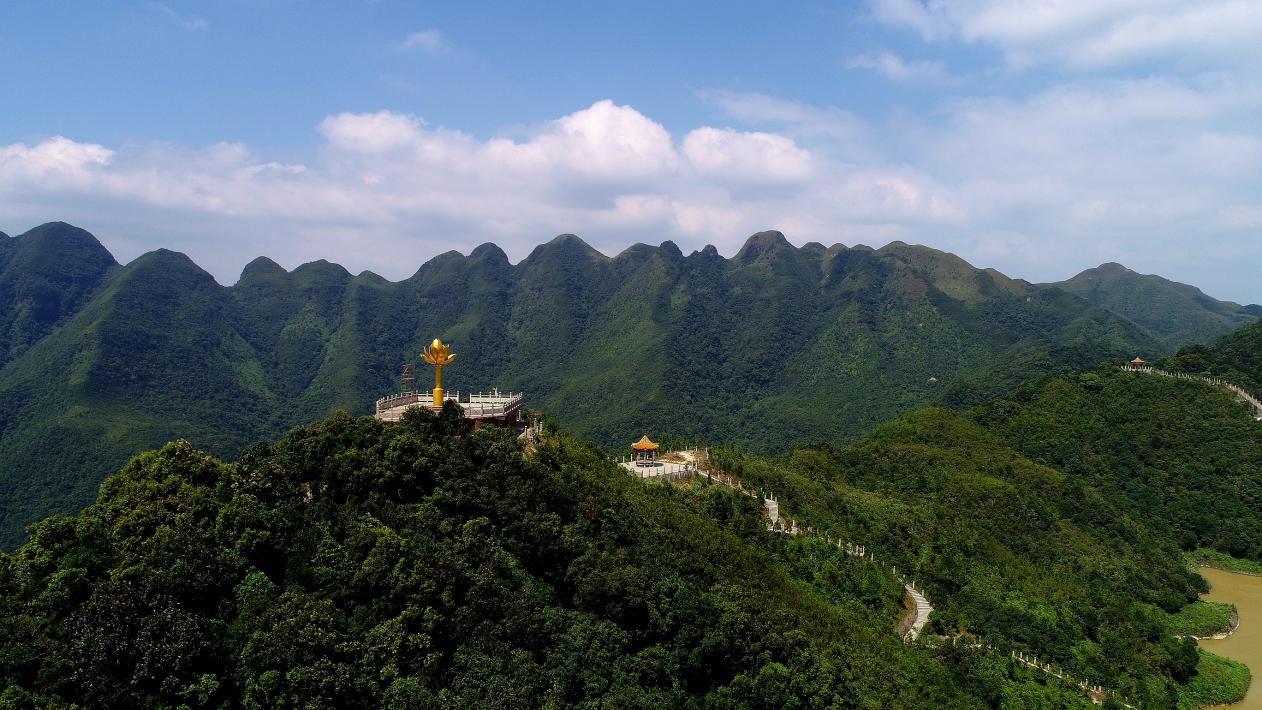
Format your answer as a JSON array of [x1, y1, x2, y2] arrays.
[[1199, 567, 1262, 708]]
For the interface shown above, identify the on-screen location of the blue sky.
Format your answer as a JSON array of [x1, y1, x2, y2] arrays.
[[3, 1, 1261, 302]]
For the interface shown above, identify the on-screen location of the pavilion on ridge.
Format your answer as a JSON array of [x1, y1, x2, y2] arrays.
[[631, 435, 659, 467]]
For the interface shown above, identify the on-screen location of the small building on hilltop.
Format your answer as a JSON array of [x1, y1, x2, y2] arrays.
[[630, 434, 659, 467], [375, 338, 524, 429]]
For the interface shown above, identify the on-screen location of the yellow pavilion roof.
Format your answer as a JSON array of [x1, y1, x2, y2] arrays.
[[631, 435, 659, 450], [1131, 356, 1146, 363]]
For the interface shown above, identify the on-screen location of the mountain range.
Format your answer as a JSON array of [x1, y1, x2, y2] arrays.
[[0, 221, 1257, 548]]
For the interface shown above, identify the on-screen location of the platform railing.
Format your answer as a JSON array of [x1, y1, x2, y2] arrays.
[[375, 390, 524, 418]]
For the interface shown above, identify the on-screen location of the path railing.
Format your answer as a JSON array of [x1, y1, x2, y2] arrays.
[[617, 448, 933, 640], [376, 390, 524, 419], [1124, 365, 1262, 419], [617, 446, 1139, 706]]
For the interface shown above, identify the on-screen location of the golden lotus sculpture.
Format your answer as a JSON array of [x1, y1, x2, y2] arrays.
[[421, 338, 457, 407]]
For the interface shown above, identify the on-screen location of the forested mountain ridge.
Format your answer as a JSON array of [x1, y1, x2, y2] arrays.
[[0, 407, 983, 708], [1, 398, 1245, 707], [1165, 320, 1262, 394], [1047, 262, 1259, 349], [713, 408, 1226, 708], [0, 222, 118, 367], [0, 221, 1253, 549]]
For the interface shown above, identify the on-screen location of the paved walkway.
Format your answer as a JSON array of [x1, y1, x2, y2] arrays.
[[904, 586, 932, 641], [617, 452, 1137, 705], [618, 460, 695, 479]]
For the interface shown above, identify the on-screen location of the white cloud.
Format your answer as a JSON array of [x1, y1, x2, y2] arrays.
[[320, 111, 427, 153], [0, 136, 114, 188], [682, 127, 813, 184], [702, 90, 867, 141], [3, 84, 1261, 301], [846, 51, 950, 82], [0, 101, 961, 282], [394, 29, 448, 54], [868, 0, 1262, 69]]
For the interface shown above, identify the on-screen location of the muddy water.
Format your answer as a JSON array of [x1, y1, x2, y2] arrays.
[[1199, 567, 1262, 708]]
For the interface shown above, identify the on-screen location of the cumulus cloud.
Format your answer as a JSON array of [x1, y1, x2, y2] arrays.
[[682, 128, 813, 184], [3, 78, 1261, 301], [0, 100, 961, 282], [0, 137, 114, 186]]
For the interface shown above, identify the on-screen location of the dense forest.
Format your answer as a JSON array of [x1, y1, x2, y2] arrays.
[[1, 406, 978, 708], [710, 408, 1238, 709], [974, 360, 1262, 559], [4, 373, 1259, 707], [2, 222, 1257, 548], [3, 222, 1261, 707]]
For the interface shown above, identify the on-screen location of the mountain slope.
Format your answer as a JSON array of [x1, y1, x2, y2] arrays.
[[1045, 262, 1258, 348], [1165, 319, 1262, 393], [973, 362, 1262, 559], [710, 406, 1216, 707], [0, 250, 279, 545], [0, 409, 980, 708], [0, 222, 118, 366], [0, 223, 1211, 547]]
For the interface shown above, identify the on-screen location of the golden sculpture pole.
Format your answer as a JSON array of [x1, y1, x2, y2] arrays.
[[421, 338, 457, 407]]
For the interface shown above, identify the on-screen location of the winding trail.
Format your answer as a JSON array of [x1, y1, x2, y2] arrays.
[[630, 448, 934, 640], [619, 445, 1137, 706]]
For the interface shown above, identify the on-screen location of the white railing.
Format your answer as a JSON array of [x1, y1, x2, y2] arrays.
[[375, 389, 524, 419], [1123, 365, 1262, 419], [620, 448, 1137, 708]]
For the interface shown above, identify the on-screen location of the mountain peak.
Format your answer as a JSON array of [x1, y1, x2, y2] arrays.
[[1074, 262, 1134, 278], [12, 222, 118, 272], [522, 233, 607, 265], [130, 248, 204, 271], [121, 249, 219, 290], [1048, 261, 1256, 347], [292, 259, 352, 284], [734, 230, 793, 262], [470, 242, 509, 263], [548, 233, 594, 249], [239, 256, 285, 281]]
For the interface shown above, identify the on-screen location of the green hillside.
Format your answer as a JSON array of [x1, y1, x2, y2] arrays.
[[1165, 320, 1262, 393], [712, 409, 1211, 708], [1046, 263, 1259, 350], [972, 363, 1262, 559], [3, 403, 1246, 707], [0, 222, 1249, 548], [0, 222, 117, 367], [0, 407, 979, 708]]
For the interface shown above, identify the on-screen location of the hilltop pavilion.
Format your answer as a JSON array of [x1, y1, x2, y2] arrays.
[[375, 338, 523, 429], [631, 435, 659, 467]]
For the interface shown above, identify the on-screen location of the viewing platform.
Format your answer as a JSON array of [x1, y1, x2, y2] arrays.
[[375, 389, 524, 425]]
